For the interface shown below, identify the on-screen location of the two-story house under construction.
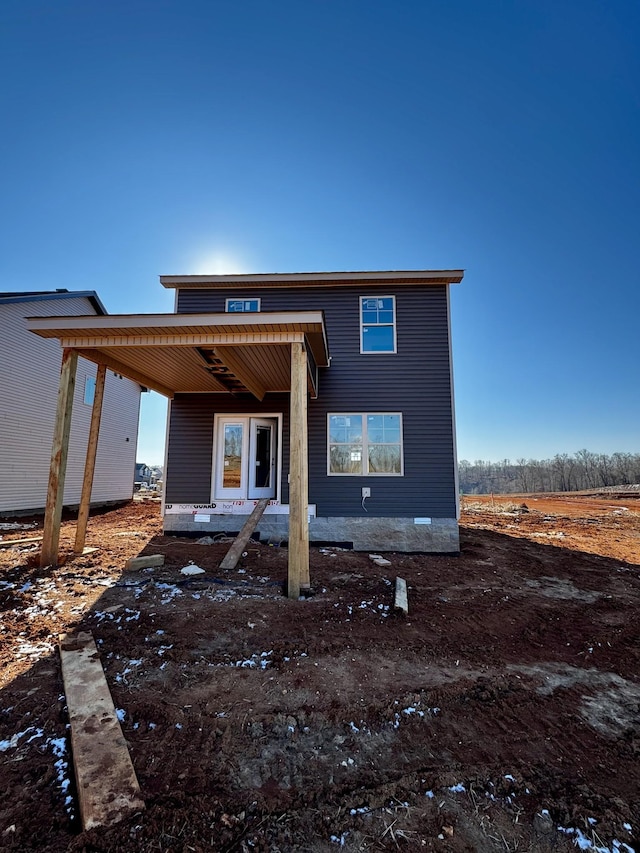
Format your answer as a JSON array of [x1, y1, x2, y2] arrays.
[[28, 270, 463, 594]]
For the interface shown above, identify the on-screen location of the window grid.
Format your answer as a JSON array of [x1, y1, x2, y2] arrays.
[[360, 295, 396, 354], [327, 413, 403, 476]]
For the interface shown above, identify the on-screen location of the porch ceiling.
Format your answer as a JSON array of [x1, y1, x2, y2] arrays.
[[27, 311, 329, 400]]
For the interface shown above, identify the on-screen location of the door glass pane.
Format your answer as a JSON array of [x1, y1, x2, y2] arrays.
[[254, 425, 271, 488], [223, 424, 243, 488]]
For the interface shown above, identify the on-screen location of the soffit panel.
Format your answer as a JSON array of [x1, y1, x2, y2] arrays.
[[76, 343, 299, 396], [28, 312, 329, 397], [216, 344, 292, 391]]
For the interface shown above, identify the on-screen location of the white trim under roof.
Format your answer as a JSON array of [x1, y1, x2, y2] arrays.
[[160, 269, 465, 288]]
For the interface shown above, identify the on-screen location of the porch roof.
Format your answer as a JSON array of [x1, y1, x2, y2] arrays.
[[27, 310, 329, 400]]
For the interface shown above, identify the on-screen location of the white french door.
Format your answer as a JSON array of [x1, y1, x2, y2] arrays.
[[213, 416, 278, 500]]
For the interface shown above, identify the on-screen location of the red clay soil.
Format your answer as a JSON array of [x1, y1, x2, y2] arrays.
[[0, 496, 639, 852]]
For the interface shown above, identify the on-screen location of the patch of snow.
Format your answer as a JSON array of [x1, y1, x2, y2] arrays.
[[0, 726, 44, 752], [449, 783, 466, 793], [233, 650, 274, 669], [48, 736, 74, 817], [558, 826, 635, 853], [180, 564, 206, 576], [15, 640, 54, 661]]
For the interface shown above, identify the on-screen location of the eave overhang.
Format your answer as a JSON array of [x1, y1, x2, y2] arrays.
[[27, 311, 329, 400], [160, 269, 465, 289]]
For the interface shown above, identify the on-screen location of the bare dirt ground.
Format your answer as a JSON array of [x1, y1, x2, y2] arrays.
[[1, 495, 639, 852]]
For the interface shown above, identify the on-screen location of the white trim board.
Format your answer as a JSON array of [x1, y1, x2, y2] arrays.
[[164, 501, 317, 516]]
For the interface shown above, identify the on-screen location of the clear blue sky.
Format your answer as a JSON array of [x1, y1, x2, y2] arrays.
[[1, 1, 638, 465]]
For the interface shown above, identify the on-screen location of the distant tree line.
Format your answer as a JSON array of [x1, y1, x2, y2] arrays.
[[459, 450, 640, 495]]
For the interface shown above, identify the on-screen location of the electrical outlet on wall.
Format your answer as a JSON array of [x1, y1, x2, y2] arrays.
[[362, 487, 371, 498]]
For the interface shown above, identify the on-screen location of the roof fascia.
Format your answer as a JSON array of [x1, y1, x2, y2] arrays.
[[0, 290, 107, 314], [160, 270, 465, 289], [26, 309, 326, 333]]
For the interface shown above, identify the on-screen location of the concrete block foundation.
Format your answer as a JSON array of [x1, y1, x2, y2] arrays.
[[163, 513, 459, 554]]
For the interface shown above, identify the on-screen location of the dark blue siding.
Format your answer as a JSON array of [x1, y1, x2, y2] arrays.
[[168, 284, 456, 517]]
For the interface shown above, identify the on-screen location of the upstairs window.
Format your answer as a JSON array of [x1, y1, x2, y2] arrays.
[[328, 413, 403, 475], [360, 295, 396, 353], [226, 298, 260, 312]]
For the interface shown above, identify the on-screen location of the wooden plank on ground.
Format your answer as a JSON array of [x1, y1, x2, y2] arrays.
[[0, 536, 43, 548], [219, 498, 270, 570], [395, 577, 409, 615], [59, 631, 144, 830]]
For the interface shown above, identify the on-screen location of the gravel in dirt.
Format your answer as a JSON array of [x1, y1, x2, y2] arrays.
[[0, 497, 639, 852]]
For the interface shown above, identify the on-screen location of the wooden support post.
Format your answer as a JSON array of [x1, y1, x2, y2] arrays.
[[288, 342, 309, 598], [41, 348, 78, 567], [74, 364, 106, 554]]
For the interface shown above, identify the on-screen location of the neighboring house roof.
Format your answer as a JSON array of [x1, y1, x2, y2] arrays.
[[0, 289, 107, 315], [160, 269, 464, 289]]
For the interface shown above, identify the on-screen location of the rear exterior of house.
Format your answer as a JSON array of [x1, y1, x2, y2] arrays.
[[0, 291, 142, 515], [161, 271, 462, 552]]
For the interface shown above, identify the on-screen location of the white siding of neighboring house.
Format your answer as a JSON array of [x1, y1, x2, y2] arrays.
[[0, 297, 141, 514]]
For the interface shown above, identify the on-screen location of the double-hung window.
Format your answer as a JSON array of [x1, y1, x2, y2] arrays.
[[226, 298, 260, 312], [360, 295, 396, 353], [328, 413, 403, 475]]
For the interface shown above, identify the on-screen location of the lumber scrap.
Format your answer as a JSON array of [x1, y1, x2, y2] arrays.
[[394, 577, 409, 615], [59, 631, 144, 830], [124, 554, 165, 571], [0, 536, 43, 548], [219, 498, 269, 570]]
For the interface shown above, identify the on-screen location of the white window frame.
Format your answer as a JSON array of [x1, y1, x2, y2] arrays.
[[327, 412, 404, 476], [359, 295, 397, 354], [211, 413, 283, 501], [225, 298, 261, 313]]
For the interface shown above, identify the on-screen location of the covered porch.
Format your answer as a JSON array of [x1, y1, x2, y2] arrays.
[[27, 311, 330, 599]]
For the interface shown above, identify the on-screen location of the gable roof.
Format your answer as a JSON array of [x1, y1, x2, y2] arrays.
[[0, 289, 107, 315]]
